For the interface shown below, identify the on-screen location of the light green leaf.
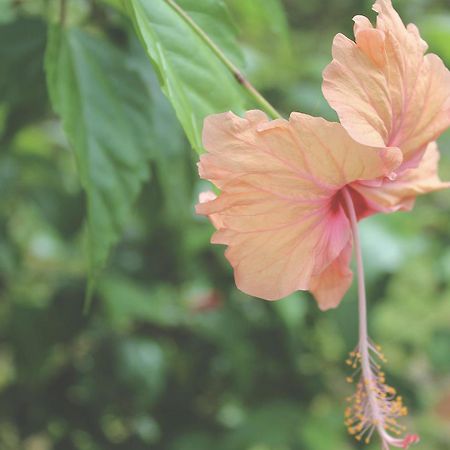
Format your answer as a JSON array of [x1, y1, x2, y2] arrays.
[[124, 0, 249, 153], [45, 26, 156, 291], [177, 0, 244, 67]]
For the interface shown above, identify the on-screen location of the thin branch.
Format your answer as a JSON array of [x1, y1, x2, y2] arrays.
[[164, 0, 282, 120]]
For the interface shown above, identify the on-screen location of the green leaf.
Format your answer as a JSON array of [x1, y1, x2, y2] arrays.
[[127, 37, 192, 223], [176, 0, 244, 67], [124, 0, 249, 153], [45, 26, 156, 292]]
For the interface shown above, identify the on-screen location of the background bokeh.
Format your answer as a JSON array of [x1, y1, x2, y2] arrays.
[[1, 0, 450, 449]]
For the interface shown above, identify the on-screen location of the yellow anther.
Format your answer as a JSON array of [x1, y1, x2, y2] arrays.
[[344, 340, 410, 446]]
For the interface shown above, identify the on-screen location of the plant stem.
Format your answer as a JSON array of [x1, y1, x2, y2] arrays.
[[164, 0, 282, 120]]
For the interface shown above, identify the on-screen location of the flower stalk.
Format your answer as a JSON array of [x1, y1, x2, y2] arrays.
[[342, 188, 419, 449], [164, 0, 282, 120]]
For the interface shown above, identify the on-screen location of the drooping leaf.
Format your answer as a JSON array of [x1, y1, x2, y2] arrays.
[[175, 0, 244, 67], [124, 0, 249, 153], [45, 26, 156, 291], [127, 37, 193, 223]]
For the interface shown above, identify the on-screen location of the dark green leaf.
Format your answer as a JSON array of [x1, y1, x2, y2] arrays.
[[45, 26, 155, 288], [0, 18, 48, 142]]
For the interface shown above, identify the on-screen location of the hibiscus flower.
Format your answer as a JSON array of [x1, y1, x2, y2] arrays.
[[323, 0, 450, 213], [196, 1, 449, 448], [196, 110, 401, 309]]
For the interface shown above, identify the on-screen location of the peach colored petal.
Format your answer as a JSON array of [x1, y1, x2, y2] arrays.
[[323, 0, 450, 165], [310, 242, 353, 311], [197, 110, 402, 304], [198, 191, 223, 229], [352, 142, 450, 212]]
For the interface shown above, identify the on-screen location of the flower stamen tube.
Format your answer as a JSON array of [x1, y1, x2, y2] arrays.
[[342, 188, 419, 449]]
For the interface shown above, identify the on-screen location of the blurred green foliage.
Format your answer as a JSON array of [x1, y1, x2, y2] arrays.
[[0, 0, 450, 449]]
